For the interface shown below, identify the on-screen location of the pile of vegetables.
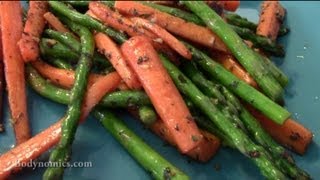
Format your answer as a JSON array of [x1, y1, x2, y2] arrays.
[[0, 1, 313, 179]]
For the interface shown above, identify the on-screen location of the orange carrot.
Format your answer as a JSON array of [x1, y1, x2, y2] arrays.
[[121, 36, 202, 153], [94, 32, 141, 89], [212, 53, 258, 88], [256, 1, 286, 41], [0, 18, 3, 132], [151, 119, 220, 162], [0, 72, 121, 179], [130, 17, 192, 60], [115, 1, 228, 53], [31, 61, 101, 89], [248, 106, 313, 155], [221, 1, 240, 12], [0, 2, 31, 144], [18, 1, 48, 62], [43, 12, 71, 33]]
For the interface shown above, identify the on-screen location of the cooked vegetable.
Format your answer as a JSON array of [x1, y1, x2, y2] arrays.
[[0, 2, 31, 144], [0, 19, 3, 132], [40, 38, 78, 62], [121, 36, 202, 153], [257, 1, 286, 41], [230, 25, 285, 57], [94, 32, 141, 89], [130, 17, 192, 59], [213, 53, 258, 88], [44, 12, 71, 33], [43, 21, 94, 179], [48, 1, 127, 44], [138, 106, 157, 126], [48, 58, 73, 70], [159, 54, 285, 179], [225, 13, 290, 37], [221, 1, 240, 12], [94, 109, 189, 180], [18, 1, 48, 62], [183, 1, 284, 101], [184, 42, 290, 124], [114, 1, 228, 52]]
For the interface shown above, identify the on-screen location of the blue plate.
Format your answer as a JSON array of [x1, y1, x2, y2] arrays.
[[0, 1, 319, 179]]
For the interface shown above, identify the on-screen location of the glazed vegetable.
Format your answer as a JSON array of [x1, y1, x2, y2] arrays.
[[257, 1, 286, 41], [184, 42, 290, 124], [0, 2, 31, 144], [48, 1, 127, 44], [44, 12, 71, 33], [212, 53, 258, 88], [94, 32, 141, 89], [18, 1, 48, 62], [183, 1, 284, 101], [225, 13, 290, 37], [159, 54, 285, 179], [114, 1, 228, 52], [121, 36, 202, 154], [43, 21, 94, 179], [94, 109, 189, 180], [0, 18, 3, 133], [230, 25, 285, 57]]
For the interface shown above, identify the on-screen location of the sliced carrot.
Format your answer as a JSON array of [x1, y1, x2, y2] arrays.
[[212, 52, 258, 88], [31, 60, 101, 89], [256, 1, 286, 41], [43, 12, 71, 33], [151, 119, 220, 162], [121, 36, 202, 153], [130, 17, 192, 60], [0, 18, 3, 132], [115, 1, 228, 53], [18, 1, 48, 62], [0, 2, 31, 144], [87, 3, 180, 64], [94, 32, 141, 89], [0, 72, 121, 179], [221, 1, 240, 12], [247, 106, 313, 155]]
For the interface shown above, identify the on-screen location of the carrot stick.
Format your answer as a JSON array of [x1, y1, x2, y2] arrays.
[[256, 1, 286, 41], [94, 32, 141, 89], [151, 119, 220, 162], [31, 60, 101, 89], [221, 1, 240, 12], [247, 106, 313, 155], [212, 52, 258, 88], [0, 18, 3, 132], [87, 3, 180, 64], [43, 12, 71, 33], [130, 17, 192, 60], [0, 72, 121, 179], [0, 2, 31, 144], [18, 1, 48, 62], [114, 1, 228, 53], [121, 36, 202, 153]]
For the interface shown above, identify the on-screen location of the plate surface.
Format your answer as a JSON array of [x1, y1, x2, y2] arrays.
[[0, 1, 319, 179]]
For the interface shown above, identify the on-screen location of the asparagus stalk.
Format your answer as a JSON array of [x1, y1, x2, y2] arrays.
[[229, 25, 285, 57], [159, 54, 285, 179], [40, 38, 79, 62], [184, 42, 290, 124], [225, 13, 290, 37], [45, 29, 112, 68], [138, 106, 157, 126], [94, 109, 189, 180], [48, 1, 127, 44], [43, 21, 94, 180], [183, 1, 284, 102], [48, 58, 73, 70]]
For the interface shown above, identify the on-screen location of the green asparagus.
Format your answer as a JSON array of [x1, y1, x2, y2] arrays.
[[40, 38, 79, 62], [138, 106, 158, 126], [159, 54, 285, 179], [184, 42, 290, 124], [43, 21, 94, 180], [48, 58, 73, 70], [183, 1, 284, 101]]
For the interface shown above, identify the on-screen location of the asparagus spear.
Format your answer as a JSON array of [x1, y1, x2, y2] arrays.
[[138, 106, 157, 126], [48, 58, 73, 70], [94, 109, 189, 180], [229, 25, 285, 57], [183, 1, 284, 102], [225, 13, 290, 37], [43, 21, 94, 180], [159, 54, 285, 179], [184, 42, 290, 124], [48, 1, 127, 44], [45, 29, 112, 68], [40, 38, 79, 62]]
